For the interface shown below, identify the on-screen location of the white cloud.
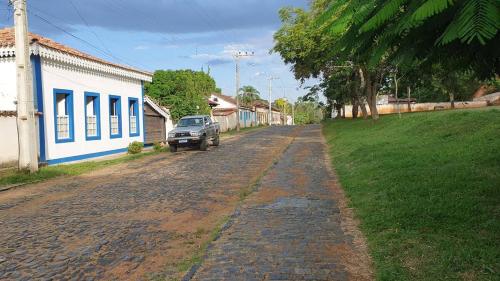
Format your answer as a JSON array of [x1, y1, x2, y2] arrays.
[[134, 45, 150, 50]]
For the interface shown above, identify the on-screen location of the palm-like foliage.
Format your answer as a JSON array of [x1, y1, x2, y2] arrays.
[[438, 0, 500, 44], [316, 0, 499, 77]]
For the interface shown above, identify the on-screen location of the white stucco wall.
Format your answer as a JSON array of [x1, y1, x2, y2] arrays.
[[0, 116, 19, 166], [211, 94, 237, 109], [0, 57, 17, 111], [41, 59, 144, 163], [164, 108, 174, 134]]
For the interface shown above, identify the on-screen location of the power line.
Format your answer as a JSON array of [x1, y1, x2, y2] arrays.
[[189, 1, 239, 44], [28, 10, 151, 70], [68, 0, 113, 56], [105, 0, 179, 46]]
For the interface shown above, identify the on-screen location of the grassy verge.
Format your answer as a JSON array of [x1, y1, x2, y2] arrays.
[[0, 149, 167, 188], [323, 108, 500, 280], [175, 216, 231, 278]]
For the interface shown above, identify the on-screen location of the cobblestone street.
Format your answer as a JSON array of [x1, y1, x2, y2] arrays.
[[0, 127, 297, 281], [0, 125, 372, 281], [191, 125, 372, 281]]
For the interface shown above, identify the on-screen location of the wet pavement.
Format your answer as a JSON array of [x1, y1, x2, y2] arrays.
[[0, 126, 298, 281], [191, 125, 372, 281]]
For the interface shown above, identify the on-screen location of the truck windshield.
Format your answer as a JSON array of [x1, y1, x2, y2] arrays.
[[178, 118, 204, 127]]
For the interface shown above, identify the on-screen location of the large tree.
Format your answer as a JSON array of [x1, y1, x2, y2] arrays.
[[145, 70, 217, 121], [273, 0, 499, 120]]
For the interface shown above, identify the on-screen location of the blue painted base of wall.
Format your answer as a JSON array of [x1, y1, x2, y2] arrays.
[[47, 148, 128, 165]]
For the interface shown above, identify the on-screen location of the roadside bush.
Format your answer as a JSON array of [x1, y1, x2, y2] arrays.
[[127, 141, 144, 154], [153, 142, 163, 152]]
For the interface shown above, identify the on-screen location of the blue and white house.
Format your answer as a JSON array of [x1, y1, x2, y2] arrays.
[[0, 27, 152, 166]]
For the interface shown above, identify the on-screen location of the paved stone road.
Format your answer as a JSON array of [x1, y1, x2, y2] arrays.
[[191, 125, 372, 281], [0, 127, 298, 281]]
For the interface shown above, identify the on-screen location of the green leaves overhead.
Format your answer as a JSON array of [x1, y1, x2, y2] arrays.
[[360, 0, 408, 32], [438, 0, 500, 45], [411, 0, 455, 22]]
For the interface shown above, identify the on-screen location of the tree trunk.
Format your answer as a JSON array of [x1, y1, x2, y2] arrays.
[[358, 68, 369, 119], [363, 68, 379, 120], [335, 104, 342, 119], [341, 104, 346, 118], [360, 100, 368, 119], [407, 86, 412, 112], [449, 93, 455, 109], [368, 88, 379, 120], [352, 98, 359, 119]]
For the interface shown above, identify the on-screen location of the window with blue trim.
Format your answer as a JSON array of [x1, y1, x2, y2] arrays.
[[84, 92, 101, 140], [53, 89, 74, 143], [128, 98, 140, 137], [109, 95, 122, 138]]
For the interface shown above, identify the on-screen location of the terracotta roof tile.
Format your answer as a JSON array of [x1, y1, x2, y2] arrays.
[[212, 93, 237, 105], [0, 27, 151, 76]]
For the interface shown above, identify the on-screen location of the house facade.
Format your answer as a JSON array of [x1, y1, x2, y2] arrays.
[[0, 27, 152, 166], [210, 93, 237, 132], [210, 93, 265, 131]]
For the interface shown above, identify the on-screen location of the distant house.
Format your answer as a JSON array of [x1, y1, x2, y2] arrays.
[[253, 100, 270, 125], [0, 27, 152, 166], [209, 93, 257, 131], [144, 96, 174, 144], [209, 93, 238, 132]]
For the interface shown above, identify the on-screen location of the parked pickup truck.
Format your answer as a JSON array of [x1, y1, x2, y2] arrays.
[[167, 115, 220, 152]]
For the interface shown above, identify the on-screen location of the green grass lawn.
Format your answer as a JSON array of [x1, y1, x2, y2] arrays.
[[323, 108, 500, 281], [0, 150, 165, 188]]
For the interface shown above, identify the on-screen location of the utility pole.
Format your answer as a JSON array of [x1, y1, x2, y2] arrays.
[[234, 51, 254, 131], [11, 0, 38, 172], [282, 89, 287, 126], [267, 76, 279, 126]]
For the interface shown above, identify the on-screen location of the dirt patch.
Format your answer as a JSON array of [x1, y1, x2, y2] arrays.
[[320, 131, 374, 281]]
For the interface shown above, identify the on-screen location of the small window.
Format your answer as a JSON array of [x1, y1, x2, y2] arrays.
[[128, 98, 140, 137], [53, 89, 74, 143], [85, 92, 101, 140], [109, 95, 122, 138]]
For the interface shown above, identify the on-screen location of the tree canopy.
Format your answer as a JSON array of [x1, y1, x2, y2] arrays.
[[273, 0, 499, 120], [145, 70, 217, 121]]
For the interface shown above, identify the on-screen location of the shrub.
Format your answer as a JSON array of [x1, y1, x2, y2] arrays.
[[153, 142, 163, 152], [127, 141, 144, 154]]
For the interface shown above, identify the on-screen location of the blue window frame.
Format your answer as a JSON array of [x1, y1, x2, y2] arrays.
[[109, 95, 122, 139], [128, 97, 140, 137], [53, 89, 74, 143], [84, 92, 101, 141]]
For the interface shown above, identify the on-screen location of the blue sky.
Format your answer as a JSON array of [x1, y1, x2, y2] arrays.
[[0, 0, 319, 103]]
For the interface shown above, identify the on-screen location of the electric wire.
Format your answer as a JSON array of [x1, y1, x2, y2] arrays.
[[28, 10, 151, 71], [68, 0, 113, 56], [105, 0, 178, 46]]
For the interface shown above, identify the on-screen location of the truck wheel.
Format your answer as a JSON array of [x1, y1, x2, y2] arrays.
[[213, 135, 220, 146], [169, 145, 177, 153], [199, 138, 208, 151]]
